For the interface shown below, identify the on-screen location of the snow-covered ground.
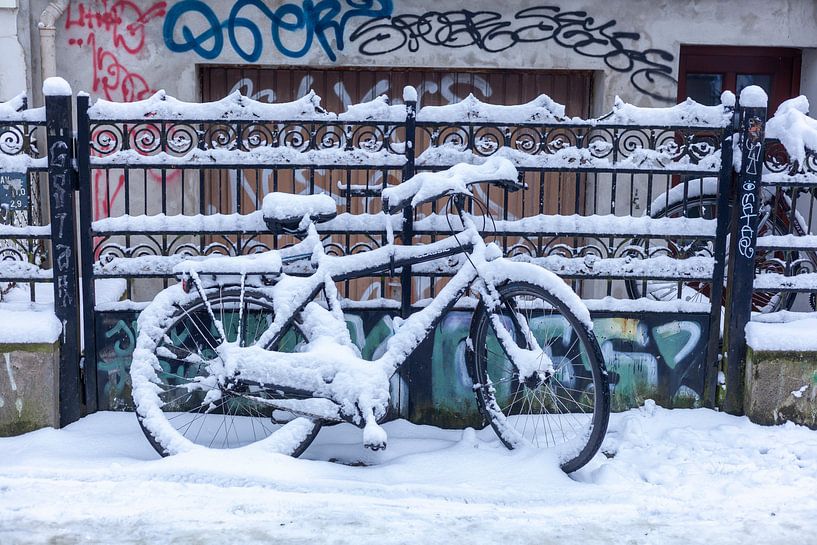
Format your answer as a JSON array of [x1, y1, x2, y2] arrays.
[[1, 404, 816, 544]]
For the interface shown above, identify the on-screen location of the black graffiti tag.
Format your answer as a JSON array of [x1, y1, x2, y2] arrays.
[[737, 186, 756, 259], [350, 6, 676, 102], [737, 116, 764, 259]]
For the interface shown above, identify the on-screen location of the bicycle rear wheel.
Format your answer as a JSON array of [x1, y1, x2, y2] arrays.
[[131, 283, 321, 457], [625, 192, 796, 313], [468, 281, 609, 473]]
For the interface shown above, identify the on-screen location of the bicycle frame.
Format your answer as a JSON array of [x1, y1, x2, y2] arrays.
[[186, 198, 518, 426]]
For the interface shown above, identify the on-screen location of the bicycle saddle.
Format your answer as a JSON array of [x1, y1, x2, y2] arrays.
[[381, 156, 524, 213], [262, 192, 338, 233]]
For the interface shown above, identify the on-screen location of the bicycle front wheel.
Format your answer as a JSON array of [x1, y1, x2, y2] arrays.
[[468, 281, 609, 473], [131, 283, 321, 457]]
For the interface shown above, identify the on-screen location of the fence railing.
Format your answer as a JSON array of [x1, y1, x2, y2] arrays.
[[0, 84, 83, 425], [77, 89, 733, 410], [8, 79, 809, 424]]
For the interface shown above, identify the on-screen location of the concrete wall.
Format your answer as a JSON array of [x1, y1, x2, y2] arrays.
[[801, 48, 817, 112], [14, 0, 817, 112], [0, 344, 60, 435], [745, 348, 817, 429], [0, 0, 29, 101]]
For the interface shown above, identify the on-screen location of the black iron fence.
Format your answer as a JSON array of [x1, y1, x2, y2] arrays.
[[4, 81, 807, 424], [0, 90, 82, 425]]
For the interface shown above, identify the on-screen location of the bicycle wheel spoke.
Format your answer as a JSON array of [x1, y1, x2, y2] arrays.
[[470, 281, 609, 473]]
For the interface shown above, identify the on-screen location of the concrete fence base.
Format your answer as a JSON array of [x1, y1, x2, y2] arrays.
[[0, 343, 60, 436], [745, 348, 817, 429]]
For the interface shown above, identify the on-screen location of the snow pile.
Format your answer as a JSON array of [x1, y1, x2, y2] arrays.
[[0, 305, 61, 343], [173, 249, 283, 277], [93, 212, 268, 234], [0, 94, 46, 173], [0, 93, 44, 123], [338, 95, 406, 123], [739, 85, 768, 108], [414, 212, 716, 238], [746, 311, 817, 351], [90, 147, 406, 168], [601, 94, 734, 127], [0, 154, 47, 174], [753, 272, 817, 291], [88, 90, 334, 121], [766, 95, 817, 167], [514, 254, 713, 279], [262, 192, 337, 223], [0, 407, 816, 543], [583, 296, 711, 314], [416, 93, 568, 123], [0, 224, 50, 237], [0, 261, 51, 280], [416, 142, 721, 172], [756, 233, 817, 250], [42, 77, 72, 97]]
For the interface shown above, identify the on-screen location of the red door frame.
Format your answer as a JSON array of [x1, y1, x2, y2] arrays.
[[678, 45, 801, 112]]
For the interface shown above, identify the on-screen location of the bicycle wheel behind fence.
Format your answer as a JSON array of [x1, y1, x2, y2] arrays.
[[134, 285, 321, 456], [625, 193, 796, 313], [468, 282, 610, 473]]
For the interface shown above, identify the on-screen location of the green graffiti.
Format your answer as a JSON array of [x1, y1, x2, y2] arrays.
[[96, 319, 137, 409], [95, 310, 709, 419], [652, 321, 701, 370], [97, 311, 397, 410], [345, 314, 394, 360], [430, 312, 472, 420]]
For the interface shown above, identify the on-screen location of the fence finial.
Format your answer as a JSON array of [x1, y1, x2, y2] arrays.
[[403, 86, 417, 103], [43, 77, 72, 97], [739, 85, 768, 108]]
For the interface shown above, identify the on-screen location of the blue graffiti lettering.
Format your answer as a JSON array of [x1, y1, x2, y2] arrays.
[[163, 0, 393, 61]]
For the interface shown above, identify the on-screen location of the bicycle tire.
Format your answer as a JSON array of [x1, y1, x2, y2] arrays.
[[467, 280, 610, 473], [131, 283, 321, 457], [624, 194, 797, 313]]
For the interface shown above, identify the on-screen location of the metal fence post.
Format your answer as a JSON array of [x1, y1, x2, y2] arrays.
[[722, 87, 768, 415], [44, 78, 82, 427], [400, 88, 417, 318], [76, 93, 98, 413], [703, 112, 735, 408]]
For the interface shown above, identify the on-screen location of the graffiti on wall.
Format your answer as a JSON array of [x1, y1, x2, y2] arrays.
[[96, 309, 708, 422], [65, 1, 168, 102], [64, 2, 187, 220], [163, 2, 674, 101], [350, 7, 675, 101], [162, 0, 394, 61]]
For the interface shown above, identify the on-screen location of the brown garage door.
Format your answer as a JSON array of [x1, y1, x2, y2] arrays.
[[201, 66, 591, 117]]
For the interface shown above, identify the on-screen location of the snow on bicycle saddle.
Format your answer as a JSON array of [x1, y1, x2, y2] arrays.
[[381, 156, 522, 213], [263, 192, 337, 233]]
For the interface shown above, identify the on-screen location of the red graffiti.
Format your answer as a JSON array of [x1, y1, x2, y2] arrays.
[[66, 1, 167, 102], [65, 0, 166, 53], [87, 32, 154, 102], [93, 170, 125, 222], [70, 2, 181, 220]]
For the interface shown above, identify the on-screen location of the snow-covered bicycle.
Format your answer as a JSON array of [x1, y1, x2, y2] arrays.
[[130, 157, 610, 473]]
